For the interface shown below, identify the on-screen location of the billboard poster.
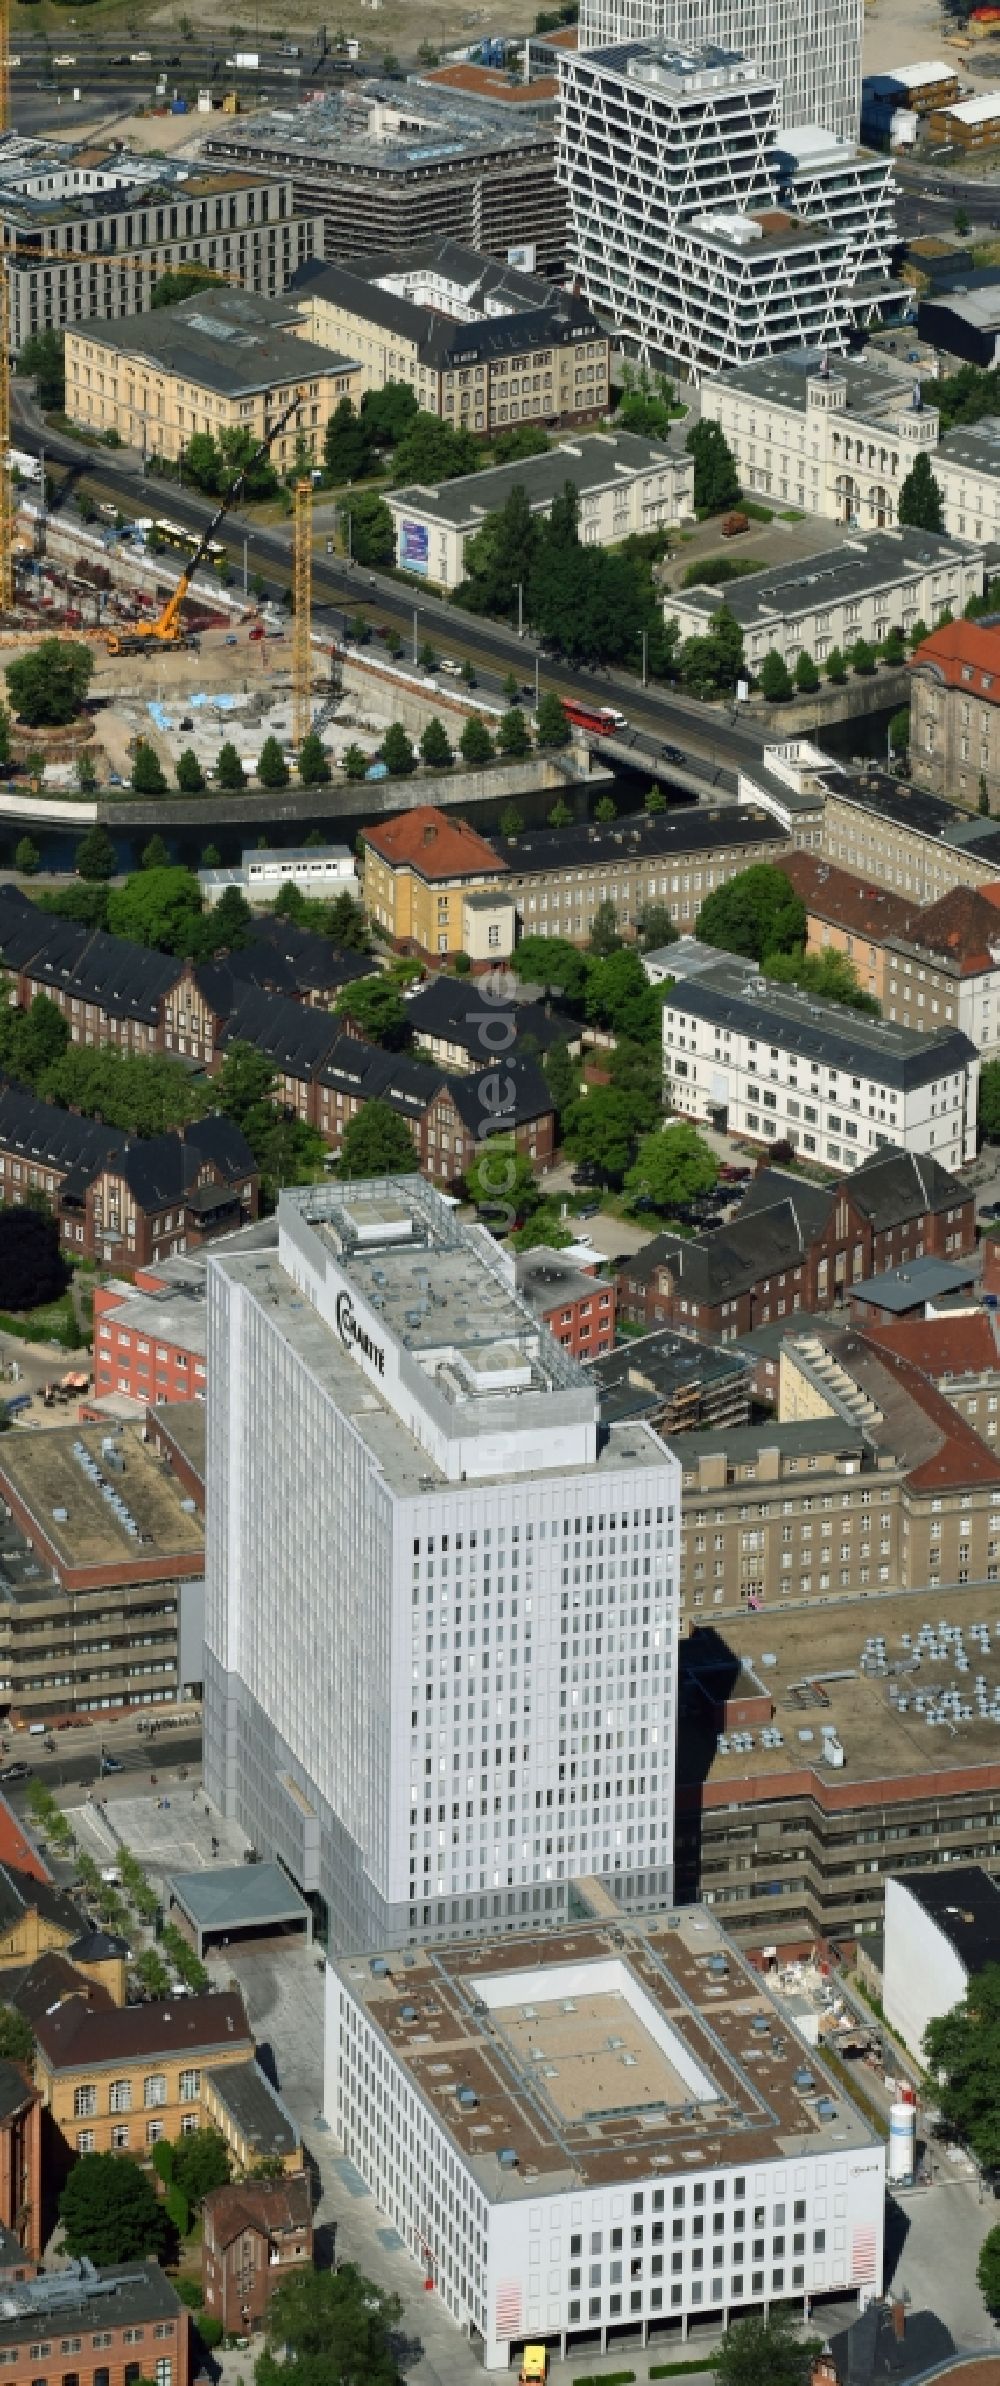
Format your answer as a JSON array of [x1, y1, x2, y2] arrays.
[[507, 243, 537, 271], [401, 520, 429, 575]]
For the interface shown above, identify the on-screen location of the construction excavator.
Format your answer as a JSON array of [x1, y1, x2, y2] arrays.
[[104, 387, 304, 658]]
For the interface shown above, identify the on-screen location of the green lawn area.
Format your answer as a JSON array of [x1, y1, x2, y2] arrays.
[[0, 1292, 80, 1347]]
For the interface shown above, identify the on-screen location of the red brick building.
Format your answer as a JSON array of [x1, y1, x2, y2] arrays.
[[0, 2063, 41, 2263], [93, 1270, 207, 1410], [0, 2261, 189, 2386], [202, 2177, 312, 2330], [617, 1148, 975, 1340], [515, 1245, 616, 1358]]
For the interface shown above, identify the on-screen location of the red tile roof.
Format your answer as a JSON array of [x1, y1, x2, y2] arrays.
[[859, 1330, 1000, 1493], [896, 882, 1000, 976], [361, 807, 505, 884], [0, 1800, 50, 1887], [864, 1309, 1000, 1383], [776, 852, 911, 939], [422, 62, 558, 98], [908, 616, 1000, 702]]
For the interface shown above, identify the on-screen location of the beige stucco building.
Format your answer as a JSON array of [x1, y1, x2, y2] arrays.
[[64, 287, 360, 466]]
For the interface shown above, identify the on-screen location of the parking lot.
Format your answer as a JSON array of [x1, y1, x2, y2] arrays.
[[68, 1784, 248, 1888]]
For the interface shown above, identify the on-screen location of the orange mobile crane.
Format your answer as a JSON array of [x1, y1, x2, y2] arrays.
[[104, 388, 304, 657]]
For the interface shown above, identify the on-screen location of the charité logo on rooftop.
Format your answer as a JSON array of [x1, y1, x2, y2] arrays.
[[336, 1289, 385, 1376]]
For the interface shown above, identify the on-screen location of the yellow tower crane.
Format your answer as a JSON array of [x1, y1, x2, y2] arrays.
[[292, 474, 312, 750]]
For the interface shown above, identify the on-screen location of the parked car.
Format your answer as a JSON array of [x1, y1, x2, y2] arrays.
[[0, 1764, 30, 1783], [101, 1755, 125, 1775]]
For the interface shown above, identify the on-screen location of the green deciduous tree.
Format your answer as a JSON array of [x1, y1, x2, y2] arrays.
[[624, 1121, 718, 1214], [419, 717, 453, 769], [465, 1140, 541, 1223], [763, 944, 879, 1014], [678, 603, 744, 697], [715, 2311, 811, 2386], [107, 866, 203, 955], [335, 975, 409, 1048], [924, 1963, 1000, 2169], [542, 1040, 578, 1121], [131, 741, 167, 796], [459, 715, 494, 765], [588, 899, 622, 959], [499, 803, 524, 837], [257, 735, 289, 789], [685, 419, 741, 513], [825, 644, 847, 684], [340, 491, 395, 568], [323, 396, 372, 483], [492, 423, 550, 464], [7, 639, 93, 727], [338, 1100, 421, 1178], [20, 329, 65, 410], [342, 743, 369, 781], [75, 824, 117, 882], [392, 411, 480, 484], [176, 749, 205, 794], [849, 637, 876, 676], [586, 947, 660, 1041], [978, 2223, 1000, 2313], [637, 902, 677, 952], [14, 836, 39, 876], [696, 863, 806, 963], [644, 782, 666, 814], [140, 835, 170, 871], [0, 993, 68, 1088], [151, 269, 222, 311], [898, 449, 945, 532], [460, 483, 540, 621], [594, 793, 617, 824], [563, 1087, 635, 1181], [170, 2130, 231, 2209], [258, 2265, 403, 2386], [204, 887, 253, 955], [794, 648, 820, 692], [299, 733, 331, 787], [509, 935, 588, 1006], [360, 381, 420, 450], [0, 2006, 33, 2064], [59, 2154, 168, 2266]]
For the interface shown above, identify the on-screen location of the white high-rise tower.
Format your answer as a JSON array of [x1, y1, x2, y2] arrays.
[[577, 0, 863, 141], [204, 1179, 680, 1950]]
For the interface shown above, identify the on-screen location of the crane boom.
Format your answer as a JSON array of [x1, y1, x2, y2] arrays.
[[106, 386, 305, 655]]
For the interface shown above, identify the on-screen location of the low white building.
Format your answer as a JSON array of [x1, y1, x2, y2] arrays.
[[325, 1905, 885, 2366], [666, 527, 983, 673], [662, 958, 979, 1172], [883, 1866, 1000, 2060], [199, 844, 360, 909], [701, 345, 1000, 538], [386, 431, 693, 591]]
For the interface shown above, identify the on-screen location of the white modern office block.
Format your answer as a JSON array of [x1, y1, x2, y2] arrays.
[[325, 1907, 886, 2365], [204, 1178, 680, 1950], [558, 46, 886, 376], [773, 128, 896, 310], [662, 960, 979, 1173], [576, 0, 864, 143]]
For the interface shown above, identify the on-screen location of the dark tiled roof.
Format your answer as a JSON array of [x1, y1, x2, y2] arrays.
[[0, 2261, 183, 2344], [218, 985, 343, 1076], [0, 1078, 124, 1179], [667, 961, 976, 1091], [847, 1146, 970, 1228], [293, 252, 599, 370], [204, 2059, 300, 2161], [204, 2171, 310, 2248], [406, 974, 578, 1057], [734, 1167, 834, 1238], [33, 1987, 252, 2071], [105, 1117, 256, 1213], [3, 1951, 115, 2025], [447, 1056, 554, 1133], [242, 915, 372, 994], [0, 890, 183, 1025], [496, 807, 787, 878], [0, 1864, 86, 1943], [0, 2061, 35, 2125]]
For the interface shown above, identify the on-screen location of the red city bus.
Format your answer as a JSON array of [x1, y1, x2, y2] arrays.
[[562, 697, 628, 735]]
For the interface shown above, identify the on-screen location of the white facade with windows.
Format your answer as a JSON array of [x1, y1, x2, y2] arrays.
[[662, 960, 979, 1172], [205, 1180, 679, 1950], [325, 1910, 885, 2366], [576, 0, 864, 141], [557, 47, 893, 377], [666, 527, 983, 672]]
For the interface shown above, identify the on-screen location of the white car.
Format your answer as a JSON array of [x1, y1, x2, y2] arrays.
[[439, 658, 462, 677]]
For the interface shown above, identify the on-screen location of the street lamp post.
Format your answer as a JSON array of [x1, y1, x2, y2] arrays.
[[517, 581, 523, 637], [641, 630, 648, 689], [412, 606, 418, 665], [242, 536, 248, 599]]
